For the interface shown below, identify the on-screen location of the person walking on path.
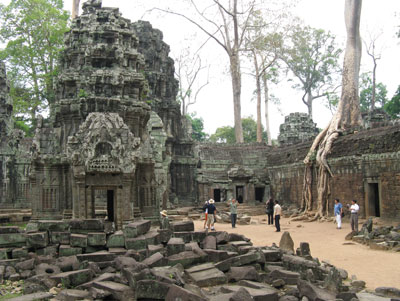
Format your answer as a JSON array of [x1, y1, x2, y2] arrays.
[[266, 198, 274, 225], [206, 199, 217, 230], [334, 198, 343, 229], [202, 200, 209, 229], [229, 198, 238, 228], [274, 200, 281, 232], [350, 199, 359, 232]]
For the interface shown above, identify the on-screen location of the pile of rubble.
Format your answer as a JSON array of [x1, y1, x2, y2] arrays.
[[350, 218, 400, 252], [0, 219, 398, 300]]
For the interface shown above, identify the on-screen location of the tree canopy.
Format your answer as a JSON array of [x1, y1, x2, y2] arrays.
[[359, 73, 388, 112], [210, 117, 267, 144], [0, 0, 69, 133], [384, 86, 400, 119], [282, 25, 342, 118], [186, 113, 208, 142]]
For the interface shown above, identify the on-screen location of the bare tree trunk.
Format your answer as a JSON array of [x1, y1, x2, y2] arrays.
[[307, 92, 313, 119], [371, 59, 377, 111], [302, 0, 362, 219], [252, 51, 262, 142], [72, 0, 80, 19], [231, 54, 244, 143], [263, 76, 272, 145]]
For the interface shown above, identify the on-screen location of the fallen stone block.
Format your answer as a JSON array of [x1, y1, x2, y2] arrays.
[[142, 252, 165, 268], [375, 286, 400, 298], [192, 231, 207, 243], [77, 251, 116, 263], [87, 232, 106, 247], [0, 248, 7, 260], [186, 263, 227, 287], [227, 266, 259, 282], [59, 245, 82, 257], [55, 256, 80, 272], [262, 249, 282, 262], [55, 288, 90, 300], [16, 258, 35, 272], [297, 279, 336, 301], [228, 233, 250, 242], [215, 231, 230, 244], [70, 234, 87, 248], [216, 251, 262, 272], [106, 230, 125, 248], [269, 269, 300, 285], [220, 285, 279, 301], [36, 245, 58, 256], [37, 220, 70, 232], [114, 256, 141, 271], [165, 284, 207, 301], [51, 232, 70, 245], [148, 244, 165, 256], [93, 280, 134, 300], [125, 235, 148, 250], [51, 269, 94, 288], [0, 226, 21, 234], [11, 247, 28, 259], [171, 220, 194, 232], [201, 235, 217, 250], [6, 292, 53, 301], [136, 279, 171, 300], [167, 237, 185, 256], [168, 251, 202, 268], [203, 249, 230, 263], [70, 219, 104, 234], [173, 231, 193, 243], [123, 220, 151, 238], [144, 230, 160, 245], [27, 232, 48, 248]]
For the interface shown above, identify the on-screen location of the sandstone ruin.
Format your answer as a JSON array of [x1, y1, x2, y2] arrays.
[[0, 0, 399, 225]]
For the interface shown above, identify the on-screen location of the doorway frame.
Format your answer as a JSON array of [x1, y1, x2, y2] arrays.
[[364, 177, 381, 217]]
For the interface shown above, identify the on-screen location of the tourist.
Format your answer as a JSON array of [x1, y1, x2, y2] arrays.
[[334, 198, 343, 229], [350, 199, 359, 232], [229, 198, 238, 228], [202, 200, 209, 229], [160, 210, 170, 230], [207, 199, 217, 230], [266, 198, 274, 225], [274, 200, 281, 232]]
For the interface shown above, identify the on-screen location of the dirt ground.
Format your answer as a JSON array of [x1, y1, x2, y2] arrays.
[[193, 215, 400, 290]]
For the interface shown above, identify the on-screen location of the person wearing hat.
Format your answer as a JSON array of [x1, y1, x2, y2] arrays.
[[206, 199, 217, 230], [160, 210, 170, 230]]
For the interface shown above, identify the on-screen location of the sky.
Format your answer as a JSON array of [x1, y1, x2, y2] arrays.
[[1, 0, 400, 139]]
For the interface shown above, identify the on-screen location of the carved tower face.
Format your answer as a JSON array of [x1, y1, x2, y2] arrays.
[[55, 0, 150, 153]]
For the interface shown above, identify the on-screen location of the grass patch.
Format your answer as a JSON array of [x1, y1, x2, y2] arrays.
[[0, 292, 23, 300]]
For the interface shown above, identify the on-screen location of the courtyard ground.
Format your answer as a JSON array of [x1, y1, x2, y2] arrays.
[[193, 215, 400, 290]]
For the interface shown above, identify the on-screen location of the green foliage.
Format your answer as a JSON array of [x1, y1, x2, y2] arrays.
[[186, 113, 208, 142], [78, 89, 87, 98], [384, 85, 400, 119], [282, 25, 342, 115], [14, 118, 34, 137], [210, 117, 267, 144], [359, 73, 388, 112], [0, 0, 69, 130]]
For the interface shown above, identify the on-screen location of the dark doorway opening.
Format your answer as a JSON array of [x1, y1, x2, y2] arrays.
[[255, 187, 264, 202], [367, 183, 380, 217], [213, 189, 221, 202], [236, 186, 244, 203], [107, 190, 114, 222]]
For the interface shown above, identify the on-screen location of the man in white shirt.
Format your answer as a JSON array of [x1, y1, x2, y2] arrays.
[[274, 200, 282, 232], [350, 199, 360, 232]]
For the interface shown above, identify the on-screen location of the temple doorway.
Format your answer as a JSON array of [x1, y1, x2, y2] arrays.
[[236, 186, 244, 203], [366, 183, 380, 217], [255, 187, 264, 202], [213, 189, 221, 202], [107, 190, 115, 222]]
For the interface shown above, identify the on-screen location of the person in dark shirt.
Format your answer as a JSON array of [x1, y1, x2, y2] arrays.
[[206, 199, 217, 230]]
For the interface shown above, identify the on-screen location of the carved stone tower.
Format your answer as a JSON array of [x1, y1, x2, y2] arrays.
[[30, 0, 173, 229]]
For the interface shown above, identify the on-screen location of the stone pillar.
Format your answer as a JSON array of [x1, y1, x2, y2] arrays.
[[116, 186, 123, 230]]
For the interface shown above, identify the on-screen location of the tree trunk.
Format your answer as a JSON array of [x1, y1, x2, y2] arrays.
[[263, 76, 272, 146], [302, 0, 362, 219], [230, 54, 244, 143], [72, 0, 80, 19], [307, 92, 313, 119], [252, 52, 262, 143], [371, 59, 377, 111]]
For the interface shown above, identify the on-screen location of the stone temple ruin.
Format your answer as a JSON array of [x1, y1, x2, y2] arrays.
[[0, 0, 400, 228]]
